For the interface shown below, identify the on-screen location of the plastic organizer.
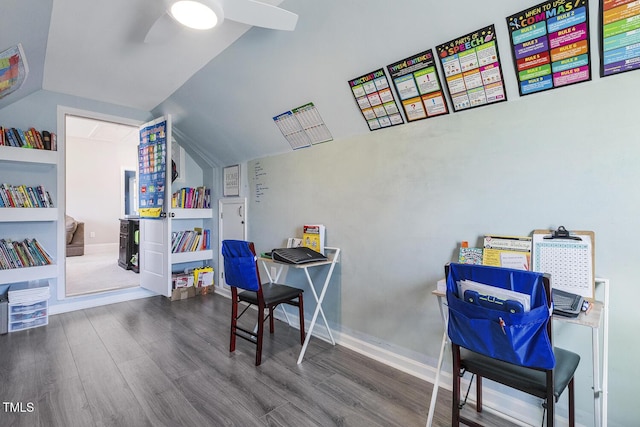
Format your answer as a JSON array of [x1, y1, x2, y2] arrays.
[[8, 299, 48, 332]]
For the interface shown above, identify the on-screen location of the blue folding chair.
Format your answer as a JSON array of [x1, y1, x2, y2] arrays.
[[446, 263, 580, 426], [222, 240, 305, 366]]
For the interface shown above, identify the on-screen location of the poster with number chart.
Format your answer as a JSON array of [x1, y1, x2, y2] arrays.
[[532, 229, 595, 299], [348, 69, 404, 131], [273, 102, 333, 150], [387, 49, 449, 122], [138, 119, 167, 219], [506, 0, 591, 96], [600, 0, 640, 77], [436, 25, 507, 112]]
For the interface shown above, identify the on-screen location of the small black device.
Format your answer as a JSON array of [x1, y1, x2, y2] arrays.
[[552, 288, 584, 317], [271, 247, 327, 264]]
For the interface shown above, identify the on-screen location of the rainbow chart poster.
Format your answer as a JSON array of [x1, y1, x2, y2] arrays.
[[600, 0, 640, 77], [506, 0, 592, 96]]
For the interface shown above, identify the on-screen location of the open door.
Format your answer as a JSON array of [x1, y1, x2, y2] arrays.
[[138, 116, 172, 297]]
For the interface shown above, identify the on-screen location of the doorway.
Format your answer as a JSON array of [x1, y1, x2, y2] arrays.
[[64, 113, 141, 297], [218, 198, 247, 293]]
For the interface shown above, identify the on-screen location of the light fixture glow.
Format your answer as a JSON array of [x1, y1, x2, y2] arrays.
[[170, 0, 219, 30]]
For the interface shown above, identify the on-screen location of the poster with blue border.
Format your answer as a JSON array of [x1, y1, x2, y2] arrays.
[[138, 118, 167, 219], [600, 0, 640, 77], [436, 24, 508, 112], [506, 0, 591, 96]]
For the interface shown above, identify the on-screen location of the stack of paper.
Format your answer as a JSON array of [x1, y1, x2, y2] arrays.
[[8, 280, 50, 304]]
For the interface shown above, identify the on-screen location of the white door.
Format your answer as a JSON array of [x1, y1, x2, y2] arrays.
[[138, 116, 172, 297], [218, 198, 247, 290], [139, 218, 170, 296]]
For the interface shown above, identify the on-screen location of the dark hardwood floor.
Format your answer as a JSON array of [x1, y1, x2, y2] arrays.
[[0, 293, 520, 426]]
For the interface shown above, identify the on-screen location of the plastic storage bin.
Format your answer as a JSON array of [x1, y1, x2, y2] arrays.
[[8, 299, 48, 332]]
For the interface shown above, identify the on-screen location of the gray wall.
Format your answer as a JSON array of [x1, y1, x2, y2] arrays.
[[248, 70, 640, 426]]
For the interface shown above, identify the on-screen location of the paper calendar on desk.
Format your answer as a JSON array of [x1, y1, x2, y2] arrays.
[[532, 229, 595, 300]]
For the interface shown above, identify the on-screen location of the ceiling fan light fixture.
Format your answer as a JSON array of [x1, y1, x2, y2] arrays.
[[169, 0, 222, 30]]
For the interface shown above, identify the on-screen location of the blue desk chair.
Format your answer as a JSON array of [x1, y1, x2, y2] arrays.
[[446, 263, 580, 426], [222, 240, 305, 366]]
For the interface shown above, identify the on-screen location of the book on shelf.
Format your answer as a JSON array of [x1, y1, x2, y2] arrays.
[[0, 127, 54, 150], [0, 238, 53, 269], [0, 183, 53, 208], [302, 224, 326, 255], [171, 186, 210, 209], [170, 228, 211, 253]]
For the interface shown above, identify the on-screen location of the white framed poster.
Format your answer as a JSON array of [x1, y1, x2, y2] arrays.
[[223, 164, 240, 197]]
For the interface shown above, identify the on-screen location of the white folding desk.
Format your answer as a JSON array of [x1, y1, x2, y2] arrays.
[[426, 278, 609, 427], [260, 247, 340, 364]]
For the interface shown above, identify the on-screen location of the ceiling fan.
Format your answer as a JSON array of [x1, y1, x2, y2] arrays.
[[145, 0, 298, 43]]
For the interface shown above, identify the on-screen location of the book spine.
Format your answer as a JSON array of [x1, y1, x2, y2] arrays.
[[32, 239, 53, 265], [0, 126, 4, 146], [18, 185, 32, 207], [23, 129, 36, 148], [26, 186, 41, 207], [7, 241, 23, 267], [41, 130, 51, 150], [26, 239, 46, 266], [0, 239, 15, 269], [21, 239, 38, 266], [5, 128, 17, 147], [17, 129, 30, 148], [31, 128, 44, 149]]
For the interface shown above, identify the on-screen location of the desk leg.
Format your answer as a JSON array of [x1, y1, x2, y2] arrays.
[[297, 260, 338, 364], [592, 327, 601, 427], [426, 328, 449, 427]]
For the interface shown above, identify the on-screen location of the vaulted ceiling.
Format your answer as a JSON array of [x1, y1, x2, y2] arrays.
[[2, 1, 533, 167]]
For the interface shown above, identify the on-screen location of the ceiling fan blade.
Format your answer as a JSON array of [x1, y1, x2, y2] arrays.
[[224, 0, 298, 31], [144, 12, 180, 44]]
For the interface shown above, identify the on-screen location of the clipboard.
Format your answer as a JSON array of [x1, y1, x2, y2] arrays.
[[531, 227, 595, 300]]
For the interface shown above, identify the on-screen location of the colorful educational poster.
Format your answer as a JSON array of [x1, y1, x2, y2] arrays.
[[506, 0, 591, 96], [0, 44, 28, 100], [387, 49, 449, 122], [348, 69, 404, 131], [436, 25, 507, 112], [138, 119, 167, 219], [600, 0, 640, 77]]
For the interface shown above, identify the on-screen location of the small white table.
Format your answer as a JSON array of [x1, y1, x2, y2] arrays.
[[260, 247, 341, 364]]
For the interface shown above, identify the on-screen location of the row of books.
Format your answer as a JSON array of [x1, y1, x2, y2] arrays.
[[0, 238, 53, 270], [0, 127, 57, 150], [171, 186, 211, 209], [171, 228, 211, 253], [0, 183, 54, 208]]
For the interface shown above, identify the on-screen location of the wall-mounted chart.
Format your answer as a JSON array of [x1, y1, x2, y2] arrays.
[[506, 0, 591, 96], [348, 69, 404, 131], [138, 118, 167, 219], [436, 24, 507, 112], [600, 0, 640, 77], [387, 49, 449, 122]]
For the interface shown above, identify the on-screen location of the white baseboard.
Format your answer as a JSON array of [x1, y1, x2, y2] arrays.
[[85, 242, 118, 255], [49, 288, 155, 315]]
